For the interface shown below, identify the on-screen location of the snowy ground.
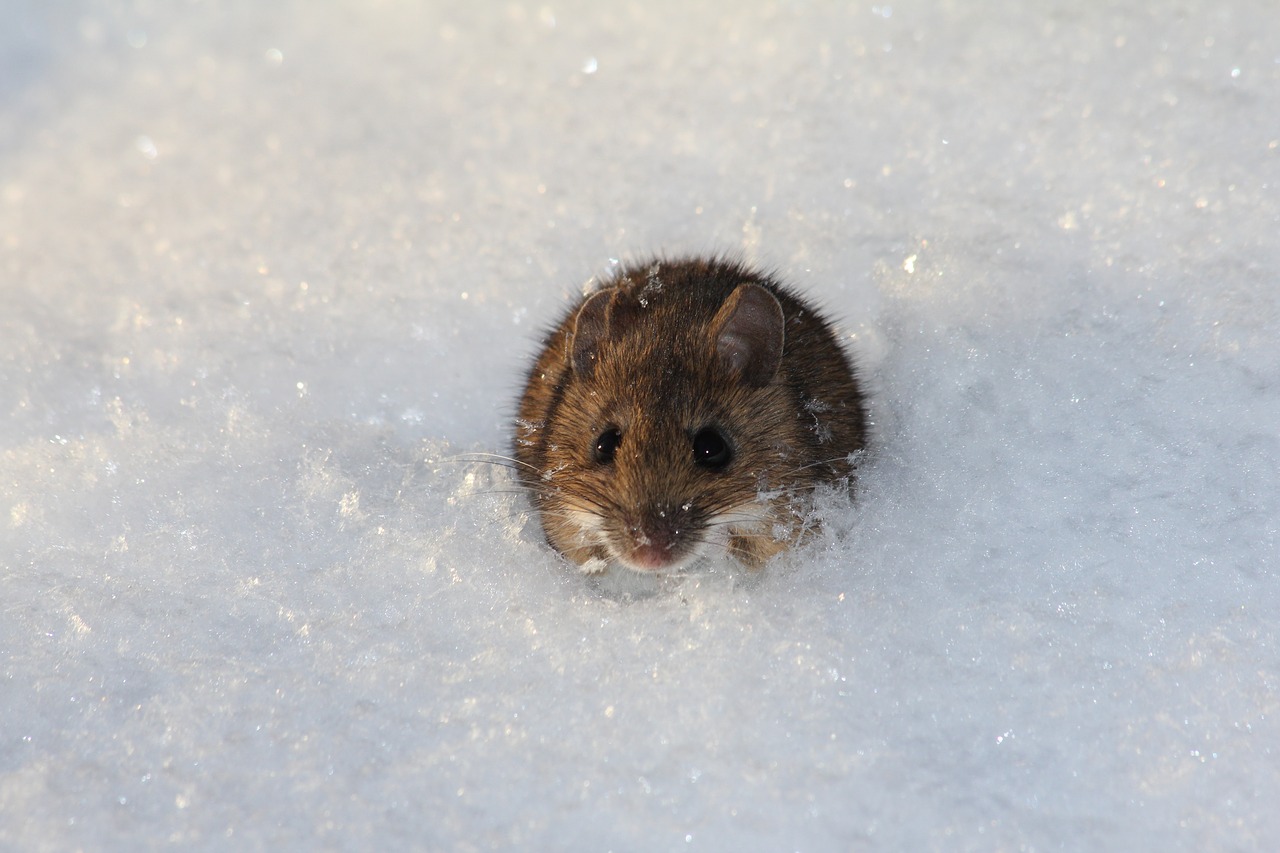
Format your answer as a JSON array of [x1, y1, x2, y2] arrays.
[[3, 1, 1279, 849]]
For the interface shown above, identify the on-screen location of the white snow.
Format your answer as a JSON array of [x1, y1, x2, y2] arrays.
[[3, 0, 1279, 849]]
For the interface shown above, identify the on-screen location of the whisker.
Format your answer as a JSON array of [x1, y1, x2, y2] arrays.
[[446, 452, 541, 474], [778, 455, 856, 477], [534, 509, 602, 524], [451, 489, 534, 500], [702, 518, 768, 530]]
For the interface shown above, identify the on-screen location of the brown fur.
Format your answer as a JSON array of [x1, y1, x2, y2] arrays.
[[514, 257, 867, 573]]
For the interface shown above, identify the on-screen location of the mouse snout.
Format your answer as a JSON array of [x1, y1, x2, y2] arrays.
[[618, 503, 697, 571]]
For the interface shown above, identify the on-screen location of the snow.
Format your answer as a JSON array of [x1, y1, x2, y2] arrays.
[[3, 0, 1278, 849]]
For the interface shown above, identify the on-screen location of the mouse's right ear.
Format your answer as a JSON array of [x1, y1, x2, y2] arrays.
[[568, 289, 614, 377]]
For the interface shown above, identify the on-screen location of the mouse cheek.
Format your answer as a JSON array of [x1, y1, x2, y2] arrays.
[[536, 480, 612, 563]]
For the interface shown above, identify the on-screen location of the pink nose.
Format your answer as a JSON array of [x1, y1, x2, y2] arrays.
[[627, 542, 675, 570], [621, 509, 690, 571]]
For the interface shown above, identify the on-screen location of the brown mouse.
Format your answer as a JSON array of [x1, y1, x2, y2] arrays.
[[514, 256, 867, 573]]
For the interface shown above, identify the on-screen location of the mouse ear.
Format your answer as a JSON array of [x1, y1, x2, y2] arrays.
[[711, 283, 785, 387], [568, 289, 614, 377]]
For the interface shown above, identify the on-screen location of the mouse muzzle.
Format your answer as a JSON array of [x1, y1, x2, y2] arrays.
[[612, 503, 701, 572]]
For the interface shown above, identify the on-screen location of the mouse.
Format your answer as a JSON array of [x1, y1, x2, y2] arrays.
[[513, 256, 867, 574]]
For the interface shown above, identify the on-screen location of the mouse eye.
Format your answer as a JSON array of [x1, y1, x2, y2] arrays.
[[692, 427, 732, 470], [593, 427, 622, 464]]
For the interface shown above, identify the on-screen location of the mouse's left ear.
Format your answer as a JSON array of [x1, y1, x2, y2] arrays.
[[711, 283, 785, 387]]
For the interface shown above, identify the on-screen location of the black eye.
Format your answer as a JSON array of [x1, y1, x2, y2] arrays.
[[594, 427, 622, 464], [692, 427, 732, 470]]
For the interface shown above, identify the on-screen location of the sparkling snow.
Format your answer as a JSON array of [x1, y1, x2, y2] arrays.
[[3, 1, 1278, 849]]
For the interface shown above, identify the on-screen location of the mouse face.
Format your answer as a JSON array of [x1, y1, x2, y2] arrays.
[[532, 328, 797, 572], [515, 258, 867, 574]]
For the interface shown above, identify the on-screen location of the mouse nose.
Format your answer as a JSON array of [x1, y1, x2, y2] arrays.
[[628, 541, 675, 570], [622, 504, 692, 570]]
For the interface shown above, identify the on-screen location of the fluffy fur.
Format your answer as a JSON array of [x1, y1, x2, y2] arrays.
[[514, 257, 867, 573]]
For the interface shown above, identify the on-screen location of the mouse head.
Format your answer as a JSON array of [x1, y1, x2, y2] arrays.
[[538, 279, 798, 572]]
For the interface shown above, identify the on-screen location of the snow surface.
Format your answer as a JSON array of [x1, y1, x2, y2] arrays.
[[3, 0, 1279, 849]]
